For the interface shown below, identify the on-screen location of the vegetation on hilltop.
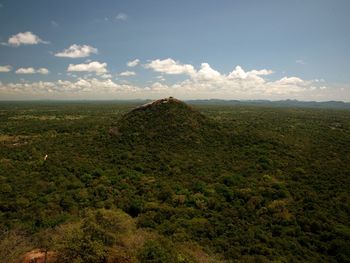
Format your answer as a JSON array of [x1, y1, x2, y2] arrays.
[[114, 97, 208, 144]]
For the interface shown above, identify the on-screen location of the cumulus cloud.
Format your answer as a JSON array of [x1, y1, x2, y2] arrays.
[[116, 13, 128, 20], [16, 68, 35, 74], [37, 68, 50, 74], [145, 58, 196, 76], [0, 65, 12, 72], [100, 73, 112, 79], [228, 66, 273, 79], [55, 44, 98, 58], [145, 59, 273, 84], [0, 58, 336, 100], [67, 61, 108, 75], [143, 58, 329, 99], [4, 31, 49, 47], [119, 71, 136, 77], [127, 59, 140, 67], [15, 67, 49, 74], [0, 74, 335, 100], [195, 63, 222, 81], [275, 76, 305, 85], [0, 78, 143, 99]]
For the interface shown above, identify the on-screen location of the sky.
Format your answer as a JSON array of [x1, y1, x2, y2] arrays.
[[0, 0, 349, 101]]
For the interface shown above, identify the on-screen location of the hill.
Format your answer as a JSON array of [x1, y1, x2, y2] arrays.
[[187, 99, 350, 109], [111, 97, 213, 147]]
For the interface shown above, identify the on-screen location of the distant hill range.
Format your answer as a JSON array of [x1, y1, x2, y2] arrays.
[[1, 99, 349, 109], [186, 99, 350, 109]]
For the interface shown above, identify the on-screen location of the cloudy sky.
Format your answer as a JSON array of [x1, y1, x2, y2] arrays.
[[0, 0, 349, 101]]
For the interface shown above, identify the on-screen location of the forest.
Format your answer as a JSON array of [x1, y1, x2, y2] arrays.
[[0, 99, 349, 263]]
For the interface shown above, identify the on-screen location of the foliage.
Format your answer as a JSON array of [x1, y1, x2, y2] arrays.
[[0, 101, 349, 262]]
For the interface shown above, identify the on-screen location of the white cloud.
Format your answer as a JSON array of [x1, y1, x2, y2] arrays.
[[226, 66, 274, 87], [249, 69, 274, 76], [100, 73, 112, 79], [15, 67, 49, 74], [116, 13, 128, 20], [127, 59, 140, 67], [16, 68, 36, 74], [145, 59, 273, 84], [195, 63, 222, 81], [37, 68, 50, 74], [0, 58, 339, 101], [275, 76, 305, 85], [143, 59, 329, 99], [119, 71, 136, 77], [4, 32, 49, 47], [55, 44, 98, 58], [155, 75, 165, 82], [228, 66, 273, 80], [0, 65, 12, 72], [0, 78, 143, 99], [0, 75, 337, 101], [51, 20, 59, 27], [145, 58, 196, 76], [296, 59, 306, 65], [228, 66, 248, 79], [67, 61, 108, 75]]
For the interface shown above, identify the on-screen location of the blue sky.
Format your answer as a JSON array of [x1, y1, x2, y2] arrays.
[[0, 0, 349, 100]]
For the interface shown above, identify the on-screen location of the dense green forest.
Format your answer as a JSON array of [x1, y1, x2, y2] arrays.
[[0, 99, 349, 262]]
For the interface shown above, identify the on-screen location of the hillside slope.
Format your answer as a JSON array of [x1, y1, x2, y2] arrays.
[[113, 97, 208, 145]]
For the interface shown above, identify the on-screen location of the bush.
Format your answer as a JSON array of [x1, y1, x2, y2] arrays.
[[138, 240, 175, 263]]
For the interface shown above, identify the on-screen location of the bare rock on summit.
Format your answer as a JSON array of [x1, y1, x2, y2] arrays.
[[130, 97, 184, 112]]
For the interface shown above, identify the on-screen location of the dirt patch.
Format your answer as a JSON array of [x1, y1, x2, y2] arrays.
[[109, 126, 121, 137], [19, 249, 56, 263], [0, 135, 17, 142]]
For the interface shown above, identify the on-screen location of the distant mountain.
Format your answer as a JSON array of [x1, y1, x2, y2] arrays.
[[1, 99, 349, 109], [186, 99, 350, 109]]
